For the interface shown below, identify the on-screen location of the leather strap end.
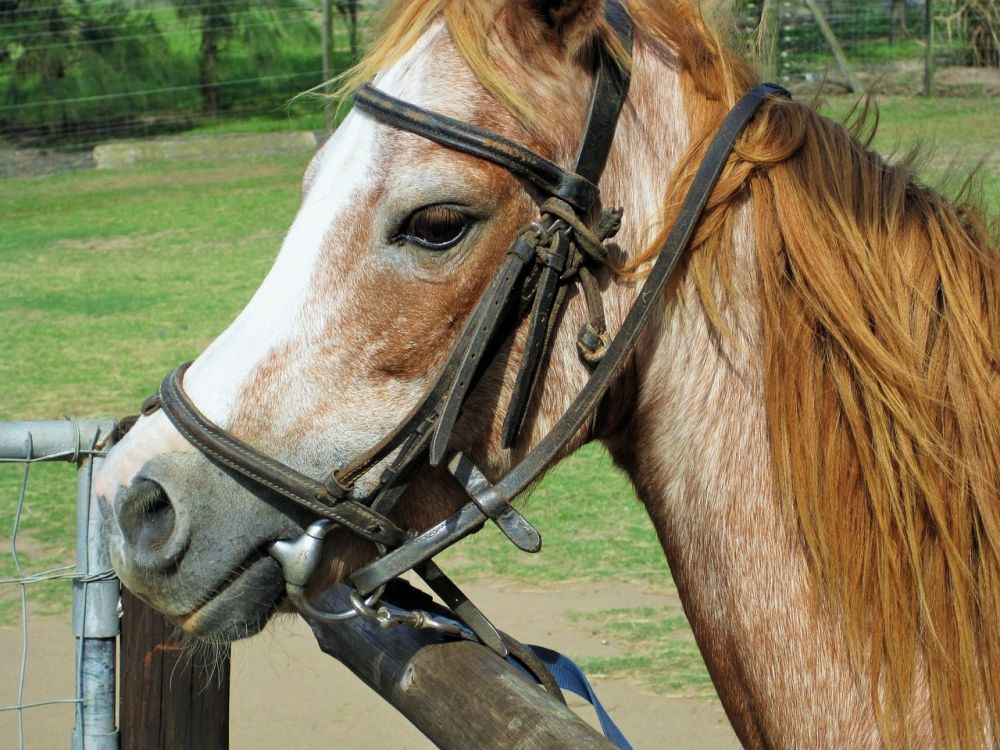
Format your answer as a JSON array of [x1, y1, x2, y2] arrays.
[[495, 507, 542, 553]]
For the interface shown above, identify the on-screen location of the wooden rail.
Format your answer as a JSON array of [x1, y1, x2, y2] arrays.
[[119, 584, 614, 749], [307, 586, 618, 750]]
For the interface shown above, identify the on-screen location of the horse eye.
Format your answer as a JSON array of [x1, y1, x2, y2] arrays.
[[397, 205, 470, 250]]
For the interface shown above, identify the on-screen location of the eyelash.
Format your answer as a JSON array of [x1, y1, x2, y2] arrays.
[[391, 205, 472, 251]]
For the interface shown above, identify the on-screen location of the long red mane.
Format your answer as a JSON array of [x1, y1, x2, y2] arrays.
[[346, 1, 1000, 743]]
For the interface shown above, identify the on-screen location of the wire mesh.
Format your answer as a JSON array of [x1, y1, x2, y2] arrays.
[[1, 0, 994, 162], [0, 419, 118, 750], [737, 0, 990, 90], [0, 0, 385, 151]]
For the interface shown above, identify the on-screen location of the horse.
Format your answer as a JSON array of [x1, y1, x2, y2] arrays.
[[95, 0, 1000, 746]]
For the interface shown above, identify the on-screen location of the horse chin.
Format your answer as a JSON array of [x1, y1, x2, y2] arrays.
[[166, 554, 287, 642]]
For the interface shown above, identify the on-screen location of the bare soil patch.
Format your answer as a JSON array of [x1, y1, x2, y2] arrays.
[[0, 143, 93, 179]]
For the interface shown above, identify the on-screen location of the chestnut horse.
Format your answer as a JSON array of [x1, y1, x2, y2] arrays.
[[96, 0, 1000, 746]]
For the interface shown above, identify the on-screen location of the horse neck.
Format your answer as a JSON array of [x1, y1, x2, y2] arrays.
[[597, 45, 888, 747]]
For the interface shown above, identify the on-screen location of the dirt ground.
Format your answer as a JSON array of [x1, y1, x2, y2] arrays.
[[0, 577, 739, 749]]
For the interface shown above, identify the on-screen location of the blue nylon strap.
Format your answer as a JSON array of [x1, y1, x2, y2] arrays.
[[508, 645, 634, 750]]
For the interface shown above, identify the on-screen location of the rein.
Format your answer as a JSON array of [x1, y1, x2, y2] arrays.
[[132, 3, 789, 658]]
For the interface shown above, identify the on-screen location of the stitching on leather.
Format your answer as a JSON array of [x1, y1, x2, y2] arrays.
[[161, 377, 389, 539]]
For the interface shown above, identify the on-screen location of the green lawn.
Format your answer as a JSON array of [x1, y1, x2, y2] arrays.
[[820, 95, 1000, 204], [2, 94, 997, 693]]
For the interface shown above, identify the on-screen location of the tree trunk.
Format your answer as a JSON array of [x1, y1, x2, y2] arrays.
[[200, 10, 223, 116], [758, 0, 780, 80], [924, 0, 935, 95], [890, 0, 908, 43], [337, 1, 359, 63], [966, 2, 999, 67], [348, 2, 358, 62]]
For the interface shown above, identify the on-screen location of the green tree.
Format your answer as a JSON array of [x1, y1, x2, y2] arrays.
[[173, 0, 319, 116], [1, 0, 172, 134]]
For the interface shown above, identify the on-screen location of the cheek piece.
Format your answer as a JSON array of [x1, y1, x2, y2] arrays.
[[122, 0, 789, 660]]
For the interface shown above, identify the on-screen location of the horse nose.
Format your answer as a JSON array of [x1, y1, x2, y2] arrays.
[[115, 478, 190, 571]]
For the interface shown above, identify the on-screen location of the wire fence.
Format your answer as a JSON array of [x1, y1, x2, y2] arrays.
[[738, 0, 995, 91], [0, 419, 119, 750], [0, 0, 385, 148], [0, 0, 996, 156]]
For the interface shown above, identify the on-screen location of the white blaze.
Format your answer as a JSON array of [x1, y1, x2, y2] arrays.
[[96, 27, 446, 498], [184, 27, 444, 423]]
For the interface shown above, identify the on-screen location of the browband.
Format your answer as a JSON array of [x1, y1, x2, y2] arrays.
[[353, 86, 599, 211], [353, 0, 633, 213]]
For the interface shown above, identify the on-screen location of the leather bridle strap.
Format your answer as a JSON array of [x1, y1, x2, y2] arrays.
[[354, 86, 599, 211], [146, 6, 633, 565], [349, 81, 791, 594], [351, 2, 632, 210], [332, 4, 633, 488], [156, 363, 405, 547]]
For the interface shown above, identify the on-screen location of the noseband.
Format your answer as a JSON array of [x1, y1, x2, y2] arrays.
[[136, 2, 788, 652]]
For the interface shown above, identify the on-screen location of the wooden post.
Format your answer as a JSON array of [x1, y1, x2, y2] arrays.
[[923, 0, 935, 96], [802, 0, 861, 92], [308, 587, 619, 750], [119, 588, 230, 750]]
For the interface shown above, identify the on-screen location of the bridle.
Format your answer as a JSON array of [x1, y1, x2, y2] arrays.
[[133, 2, 788, 655]]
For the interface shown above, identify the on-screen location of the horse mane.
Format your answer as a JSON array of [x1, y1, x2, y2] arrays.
[[346, 0, 1000, 744], [335, 0, 628, 128], [645, 9, 1000, 746]]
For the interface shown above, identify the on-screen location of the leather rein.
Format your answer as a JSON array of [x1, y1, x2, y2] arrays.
[[133, 3, 789, 654]]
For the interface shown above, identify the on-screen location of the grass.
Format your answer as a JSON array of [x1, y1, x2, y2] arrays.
[[821, 95, 1000, 208], [441, 444, 667, 585], [1, 96, 997, 694], [570, 607, 716, 697], [0, 152, 307, 622], [822, 95, 1000, 158]]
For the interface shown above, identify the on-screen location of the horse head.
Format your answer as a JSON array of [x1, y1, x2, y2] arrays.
[[95, 0, 679, 641], [96, 0, 1000, 745]]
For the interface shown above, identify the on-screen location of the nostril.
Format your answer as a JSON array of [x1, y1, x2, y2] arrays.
[[137, 483, 174, 547], [117, 478, 189, 570]]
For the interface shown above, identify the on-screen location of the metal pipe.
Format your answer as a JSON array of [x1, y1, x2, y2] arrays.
[[9, 420, 127, 750], [0, 420, 117, 461], [73, 439, 120, 750]]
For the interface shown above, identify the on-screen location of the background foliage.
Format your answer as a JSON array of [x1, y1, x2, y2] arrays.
[[0, 0, 997, 145]]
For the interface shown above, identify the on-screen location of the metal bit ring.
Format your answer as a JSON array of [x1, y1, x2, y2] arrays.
[[267, 519, 387, 623]]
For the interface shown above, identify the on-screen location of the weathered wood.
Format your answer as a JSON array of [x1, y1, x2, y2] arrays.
[[119, 588, 230, 750], [308, 587, 618, 750]]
